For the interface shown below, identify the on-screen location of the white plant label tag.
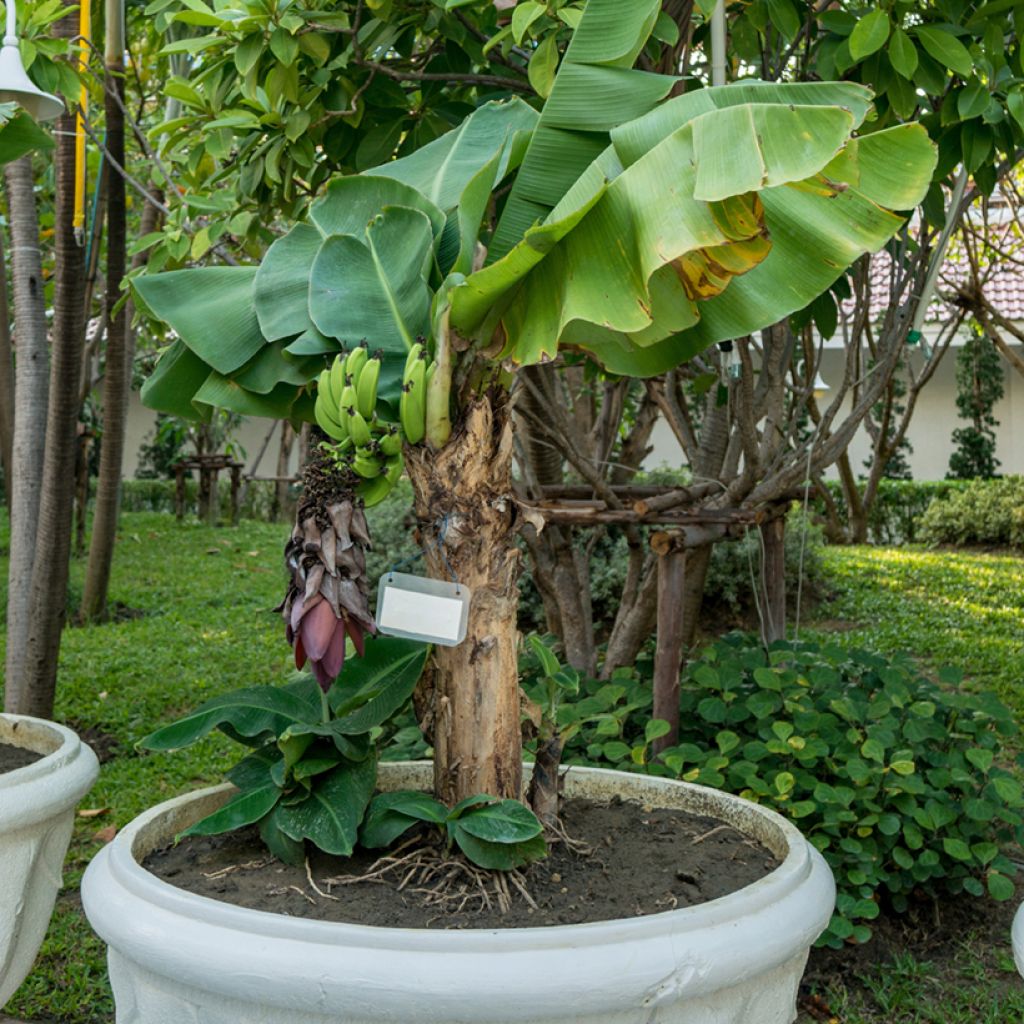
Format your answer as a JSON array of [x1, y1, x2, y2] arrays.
[[376, 572, 471, 647]]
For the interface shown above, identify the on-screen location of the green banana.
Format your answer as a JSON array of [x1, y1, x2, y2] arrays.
[[352, 449, 384, 479], [384, 453, 404, 486], [378, 428, 402, 457], [314, 391, 348, 442], [356, 355, 380, 419], [404, 342, 424, 381], [345, 345, 368, 384], [400, 372, 425, 445], [347, 407, 372, 447], [329, 355, 347, 409], [356, 474, 393, 508]]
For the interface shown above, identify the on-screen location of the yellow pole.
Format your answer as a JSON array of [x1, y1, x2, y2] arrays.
[[73, 0, 91, 245]]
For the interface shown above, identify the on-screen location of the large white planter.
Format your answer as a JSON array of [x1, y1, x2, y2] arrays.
[[1013, 904, 1024, 977], [82, 763, 835, 1024], [0, 714, 99, 1005]]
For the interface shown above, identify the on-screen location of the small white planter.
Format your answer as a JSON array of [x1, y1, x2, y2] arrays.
[[0, 714, 99, 1004], [82, 763, 835, 1024]]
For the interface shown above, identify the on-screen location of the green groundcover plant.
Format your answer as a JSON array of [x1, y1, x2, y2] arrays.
[[517, 634, 1024, 947]]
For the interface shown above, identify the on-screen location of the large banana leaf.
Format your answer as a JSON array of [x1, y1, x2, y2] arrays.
[[451, 83, 937, 373], [487, 0, 672, 262], [137, 102, 537, 420]]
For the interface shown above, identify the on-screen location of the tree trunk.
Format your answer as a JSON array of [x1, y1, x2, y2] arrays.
[[652, 548, 685, 753], [81, 43, 129, 622], [405, 392, 523, 804], [273, 421, 295, 522], [18, 20, 88, 718], [3, 156, 50, 713], [760, 516, 786, 644], [0, 232, 15, 508]]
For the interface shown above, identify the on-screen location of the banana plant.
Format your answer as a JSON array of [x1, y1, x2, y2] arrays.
[[133, 0, 936, 814]]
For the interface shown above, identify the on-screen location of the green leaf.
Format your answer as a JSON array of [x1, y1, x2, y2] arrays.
[[528, 33, 561, 99], [529, 635, 562, 678], [861, 738, 885, 762], [277, 756, 377, 857], [133, 267, 265, 375], [958, 80, 990, 121], [181, 784, 281, 838], [943, 837, 973, 862], [0, 110, 55, 166], [888, 27, 919, 79], [258, 803, 306, 866], [512, 1, 545, 44], [309, 208, 434, 353], [309, 175, 445, 241], [139, 340, 213, 420], [360, 790, 448, 848], [489, 0, 670, 261], [456, 800, 543, 843], [140, 686, 320, 751], [992, 776, 1022, 803], [645, 719, 672, 744], [450, 823, 547, 870], [848, 10, 890, 61], [329, 636, 429, 731], [252, 224, 323, 342], [269, 27, 299, 66], [965, 747, 994, 773], [915, 26, 974, 79], [988, 871, 1015, 901]]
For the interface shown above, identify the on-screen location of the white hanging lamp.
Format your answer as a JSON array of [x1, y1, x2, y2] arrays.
[[0, 0, 63, 121], [812, 372, 830, 399]]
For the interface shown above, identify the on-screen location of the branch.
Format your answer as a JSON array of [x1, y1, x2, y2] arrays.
[[355, 58, 532, 94]]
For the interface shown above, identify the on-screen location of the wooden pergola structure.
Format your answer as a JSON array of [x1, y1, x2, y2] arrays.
[[172, 454, 244, 525], [518, 483, 793, 752]]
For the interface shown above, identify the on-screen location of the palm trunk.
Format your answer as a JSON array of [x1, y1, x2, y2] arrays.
[[0, 233, 15, 508], [19, 18, 89, 718], [81, 40, 129, 622], [404, 392, 522, 805], [3, 156, 50, 713]]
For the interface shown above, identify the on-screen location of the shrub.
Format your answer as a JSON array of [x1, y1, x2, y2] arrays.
[[523, 634, 1024, 947], [918, 476, 1024, 550], [817, 479, 972, 545]]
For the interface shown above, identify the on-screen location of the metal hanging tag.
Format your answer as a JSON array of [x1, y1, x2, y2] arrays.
[[376, 571, 471, 647]]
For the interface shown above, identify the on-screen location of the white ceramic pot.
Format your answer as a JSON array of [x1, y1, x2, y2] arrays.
[[0, 714, 100, 1004], [1013, 903, 1024, 977], [82, 763, 835, 1024]]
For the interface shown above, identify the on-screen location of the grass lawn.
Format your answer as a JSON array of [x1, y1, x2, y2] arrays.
[[1, 517, 1022, 1023]]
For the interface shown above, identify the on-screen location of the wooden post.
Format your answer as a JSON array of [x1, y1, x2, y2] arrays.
[[230, 464, 241, 526], [174, 463, 186, 521], [760, 514, 787, 644], [652, 540, 686, 755]]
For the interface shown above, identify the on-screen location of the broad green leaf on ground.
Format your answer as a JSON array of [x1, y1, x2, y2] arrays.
[[488, 0, 671, 261], [449, 823, 548, 870], [139, 686, 321, 751], [456, 800, 544, 843], [360, 791, 448, 848], [276, 756, 377, 856]]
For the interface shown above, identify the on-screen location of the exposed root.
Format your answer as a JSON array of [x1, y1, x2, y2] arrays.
[[313, 837, 536, 917], [201, 858, 270, 880], [544, 815, 593, 857], [305, 856, 339, 901]]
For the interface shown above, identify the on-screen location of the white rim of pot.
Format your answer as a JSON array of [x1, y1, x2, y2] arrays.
[[0, 714, 100, 832], [83, 763, 835, 1018]]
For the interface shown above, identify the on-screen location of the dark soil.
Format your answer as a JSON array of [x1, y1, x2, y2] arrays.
[[144, 796, 780, 929], [0, 740, 45, 774]]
